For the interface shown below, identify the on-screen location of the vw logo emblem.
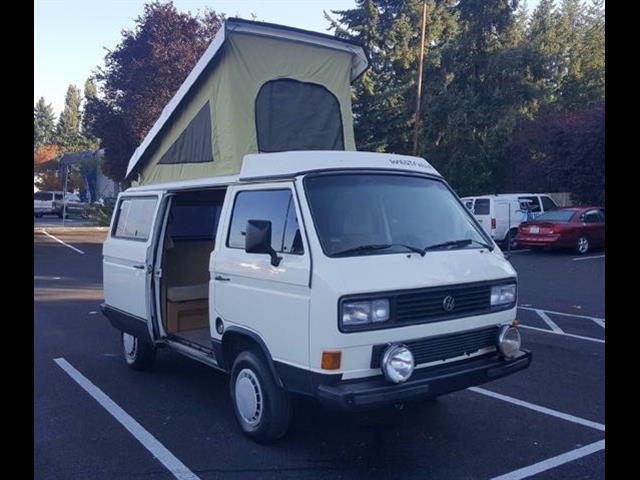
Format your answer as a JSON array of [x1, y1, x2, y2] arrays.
[[442, 295, 455, 312]]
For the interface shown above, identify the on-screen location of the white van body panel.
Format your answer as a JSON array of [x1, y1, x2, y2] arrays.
[[211, 182, 312, 369], [103, 191, 164, 320]]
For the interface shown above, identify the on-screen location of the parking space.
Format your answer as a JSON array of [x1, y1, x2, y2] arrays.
[[35, 229, 604, 479]]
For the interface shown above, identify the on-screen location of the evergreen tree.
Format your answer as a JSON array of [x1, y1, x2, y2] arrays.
[[81, 78, 101, 151], [328, 0, 459, 153], [55, 85, 83, 152], [420, 0, 545, 195], [34, 97, 57, 147]]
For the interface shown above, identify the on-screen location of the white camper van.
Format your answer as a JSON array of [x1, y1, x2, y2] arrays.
[[102, 151, 530, 443], [101, 20, 530, 444], [461, 194, 558, 248]]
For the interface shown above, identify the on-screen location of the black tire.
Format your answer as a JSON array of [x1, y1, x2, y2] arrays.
[[230, 350, 291, 444], [121, 332, 156, 371], [504, 229, 519, 250], [575, 235, 590, 255]]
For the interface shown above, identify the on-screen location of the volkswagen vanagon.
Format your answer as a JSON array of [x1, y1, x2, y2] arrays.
[[101, 150, 532, 443]]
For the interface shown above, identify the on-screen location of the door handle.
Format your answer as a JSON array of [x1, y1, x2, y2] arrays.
[[133, 264, 146, 270], [214, 275, 230, 282]]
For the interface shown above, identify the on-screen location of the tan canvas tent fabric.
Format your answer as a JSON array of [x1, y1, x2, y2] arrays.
[[126, 19, 369, 185]]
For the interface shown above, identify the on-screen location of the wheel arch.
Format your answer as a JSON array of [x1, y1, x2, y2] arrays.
[[220, 326, 284, 388]]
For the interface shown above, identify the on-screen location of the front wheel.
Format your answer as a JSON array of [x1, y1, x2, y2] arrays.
[[122, 332, 156, 370], [576, 235, 590, 255], [230, 350, 291, 444]]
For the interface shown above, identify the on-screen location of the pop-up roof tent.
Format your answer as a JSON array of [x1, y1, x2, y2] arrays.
[[126, 18, 369, 185]]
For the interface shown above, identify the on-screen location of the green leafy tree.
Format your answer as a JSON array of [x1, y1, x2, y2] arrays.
[[88, 1, 224, 181], [55, 85, 83, 152], [34, 97, 57, 147], [81, 78, 101, 151]]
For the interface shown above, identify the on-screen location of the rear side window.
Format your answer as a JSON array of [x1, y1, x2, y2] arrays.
[[541, 196, 557, 211], [54, 193, 64, 200], [473, 199, 490, 215], [113, 197, 158, 241], [227, 189, 303, 254]]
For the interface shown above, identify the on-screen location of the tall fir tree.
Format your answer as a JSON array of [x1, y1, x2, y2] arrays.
[[55, 85, 83, 152], [328, 0, 459, 153], [34, 97, 57, 147]]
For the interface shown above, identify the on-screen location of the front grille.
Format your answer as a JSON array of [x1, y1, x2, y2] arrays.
[[395, 282, 492, 324], [371, 326, 499, 368]]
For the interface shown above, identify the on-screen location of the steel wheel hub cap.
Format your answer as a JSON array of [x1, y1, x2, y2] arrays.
[[235, 369, 263, 426], [123, 333, 137, 359]]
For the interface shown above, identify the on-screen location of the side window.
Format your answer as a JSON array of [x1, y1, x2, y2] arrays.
[[227, 190, 298, 253], [473, 199, 490, 215], [113, 197, 158, 241], [582, 210, 601, 224], [541, 196, 557, 211], [54, 193, 63, 201], [520, 196, 541, 212]]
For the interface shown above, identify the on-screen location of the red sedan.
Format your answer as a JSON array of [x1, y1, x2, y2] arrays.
[[515, 207, 605, 254]]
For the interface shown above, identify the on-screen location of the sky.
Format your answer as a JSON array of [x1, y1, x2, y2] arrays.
[[34, 0, 543, 116]]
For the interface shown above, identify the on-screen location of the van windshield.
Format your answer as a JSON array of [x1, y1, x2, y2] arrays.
[[304, 173, 490, 257]]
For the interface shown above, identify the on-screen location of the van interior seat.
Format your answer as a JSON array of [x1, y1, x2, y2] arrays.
[[167, 283, 208, 302]]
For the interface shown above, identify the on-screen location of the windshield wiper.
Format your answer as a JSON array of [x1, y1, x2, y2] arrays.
[[333, 243, 426, 257], [423, 238, 493, 252]]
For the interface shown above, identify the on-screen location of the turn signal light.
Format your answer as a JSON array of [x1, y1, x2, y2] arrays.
[[321, 350, 342, 370], [491, 218, 496, 229], [512, 319, 520, 327]]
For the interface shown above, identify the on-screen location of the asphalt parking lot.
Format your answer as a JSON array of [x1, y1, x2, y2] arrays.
[[34, 228, 605, 480]]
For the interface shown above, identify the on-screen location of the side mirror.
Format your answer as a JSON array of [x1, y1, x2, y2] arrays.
[[245, 220, 282, 267]]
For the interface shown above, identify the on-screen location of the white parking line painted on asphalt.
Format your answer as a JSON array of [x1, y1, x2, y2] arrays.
[[41, 230, 85, 254], [53, 358, 200, 480], [535, 310, 564, 334], [490, 440, 605, 480], [573, 254, 605, 261], [518, 306, 604, 323], [519, 325, 605, 344], [468, 387, 605, 432]]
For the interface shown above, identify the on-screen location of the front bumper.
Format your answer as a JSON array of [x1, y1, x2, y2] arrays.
[[316, 350, 532, 411]]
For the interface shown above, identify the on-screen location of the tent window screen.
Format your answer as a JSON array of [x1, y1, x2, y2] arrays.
[[255, 79, 344, 152], [158, 102, 213, 165]]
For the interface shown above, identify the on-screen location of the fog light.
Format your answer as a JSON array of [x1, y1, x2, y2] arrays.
[[497, 325, 521, 358], [381, 344, 414, 384]]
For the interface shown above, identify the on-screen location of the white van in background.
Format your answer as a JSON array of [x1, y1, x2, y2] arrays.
[[461, 193, 558, 249]]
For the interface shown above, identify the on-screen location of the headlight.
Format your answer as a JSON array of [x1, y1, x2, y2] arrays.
[[497, 325, 521, 358], [341, 299, 390, 329], [491, 284, 516, 307], [381, 344, 415, 383]]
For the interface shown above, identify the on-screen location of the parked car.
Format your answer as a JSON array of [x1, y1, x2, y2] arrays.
[[34, 191, 64, 217], [101, 151, 532, 444], [515, 207, 605, 254], [460, 193, 558, 249], [53, 193, 87, 218]]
